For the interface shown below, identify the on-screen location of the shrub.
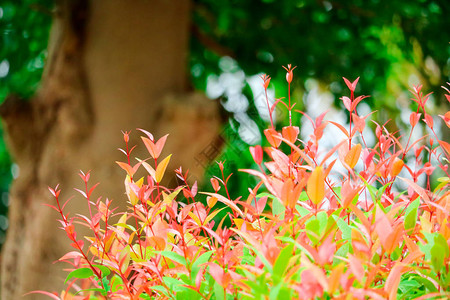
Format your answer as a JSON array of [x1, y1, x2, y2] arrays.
[[33, 67, 450, 299]]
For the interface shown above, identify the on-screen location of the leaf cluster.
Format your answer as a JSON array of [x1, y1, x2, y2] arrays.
[[40, 70, 450, 300]]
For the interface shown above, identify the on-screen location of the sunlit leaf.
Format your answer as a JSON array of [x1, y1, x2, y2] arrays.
[[155, 154, 172, 183], [307, 166, 325, 205], [64, 267, 94, 283]]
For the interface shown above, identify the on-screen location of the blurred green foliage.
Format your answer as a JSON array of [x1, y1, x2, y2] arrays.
[[191, 0, 449, 103], [0, 0, 53, 100], [0, 0, 449, 244], [0, 0, 53, 245], [190, 0, 450, 199], [191, 0, 450, 96]]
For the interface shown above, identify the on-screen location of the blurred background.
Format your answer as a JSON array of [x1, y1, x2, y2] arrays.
[[0, 0, 449, 248]]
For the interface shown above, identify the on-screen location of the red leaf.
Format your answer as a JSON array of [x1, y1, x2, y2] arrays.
[[88, 183, 100, 198], [249, 145, 263, 165], [351, 95, 369, 111]]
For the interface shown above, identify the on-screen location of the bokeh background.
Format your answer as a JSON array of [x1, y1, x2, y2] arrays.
[[0, 0, 449, 248]]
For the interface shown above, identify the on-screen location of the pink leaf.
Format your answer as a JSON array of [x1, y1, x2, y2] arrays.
[[348, 254, 364, 282], [341, 96, 352, 111], [208, 262, 224, 287], [24, 291, 61, 300], [58, 251, 83, 261], [137, 128, 154, 140], [343, 76, 360, 92], [191, 181, 198, 197]]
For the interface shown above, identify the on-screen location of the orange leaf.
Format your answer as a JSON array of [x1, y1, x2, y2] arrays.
[[390, 157, 404, 177], [281, 178, 304, 209], [385, 224, 404, 254], [385, 263, 405, 300], [207, 196, 218, 208], [307, 166, 325, 205], [264, 128, 282, 148], [344, 143, 362, 169], [282, 126, 299, 144], [155, 154, 172, 183], [116, 161, 136, 177], [439, 139, 450, 157], [328, 263, 345, 294], [141, 137, 157, 159]]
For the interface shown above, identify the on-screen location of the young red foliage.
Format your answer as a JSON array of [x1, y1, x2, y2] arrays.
[[39, 69, 450, 300]]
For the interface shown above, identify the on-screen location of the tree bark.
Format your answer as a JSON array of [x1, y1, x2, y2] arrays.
[[0, 0, 220, 298]]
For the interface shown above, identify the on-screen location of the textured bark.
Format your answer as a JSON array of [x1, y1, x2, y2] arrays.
[[0, 0, 220, 298]]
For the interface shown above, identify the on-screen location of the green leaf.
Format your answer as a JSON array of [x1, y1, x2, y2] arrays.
[[92, 264, 111, 278], [158, 250, 187, 266], [404, 198, 419, 233], [430, 244, 445, 272], [213, 280, 225, 300], [241, 246, 255, 265], [75, 288, 107, 296], [269, 281, 283, 300], [258, 192, 285, 219], [430, 233, 449, 272], [272, 197, 285, 218], [273, 244, 294, 281], [334, 215, 351, 240], [163, 277, 185, 292], [114, 222, 136, 232], [305, 211, 327, 245], [110, 274, 124, 292], [150, 285, 171, 298], [359, 176, 377, 203], [65, 267, 94, 284], [316, 211, 328, 235], [244, 244, 273, 273], [306, 218, 320, 244], [191, 251, 213, 282], [295, 204, 310, 217]]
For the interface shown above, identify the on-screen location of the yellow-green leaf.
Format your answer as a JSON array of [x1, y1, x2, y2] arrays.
[[155, 154, 172, 183], [162, 187, 183, 204]]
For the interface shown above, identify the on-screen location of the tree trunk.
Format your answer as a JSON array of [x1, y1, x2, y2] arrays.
[[0, 0, 220, 298]]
